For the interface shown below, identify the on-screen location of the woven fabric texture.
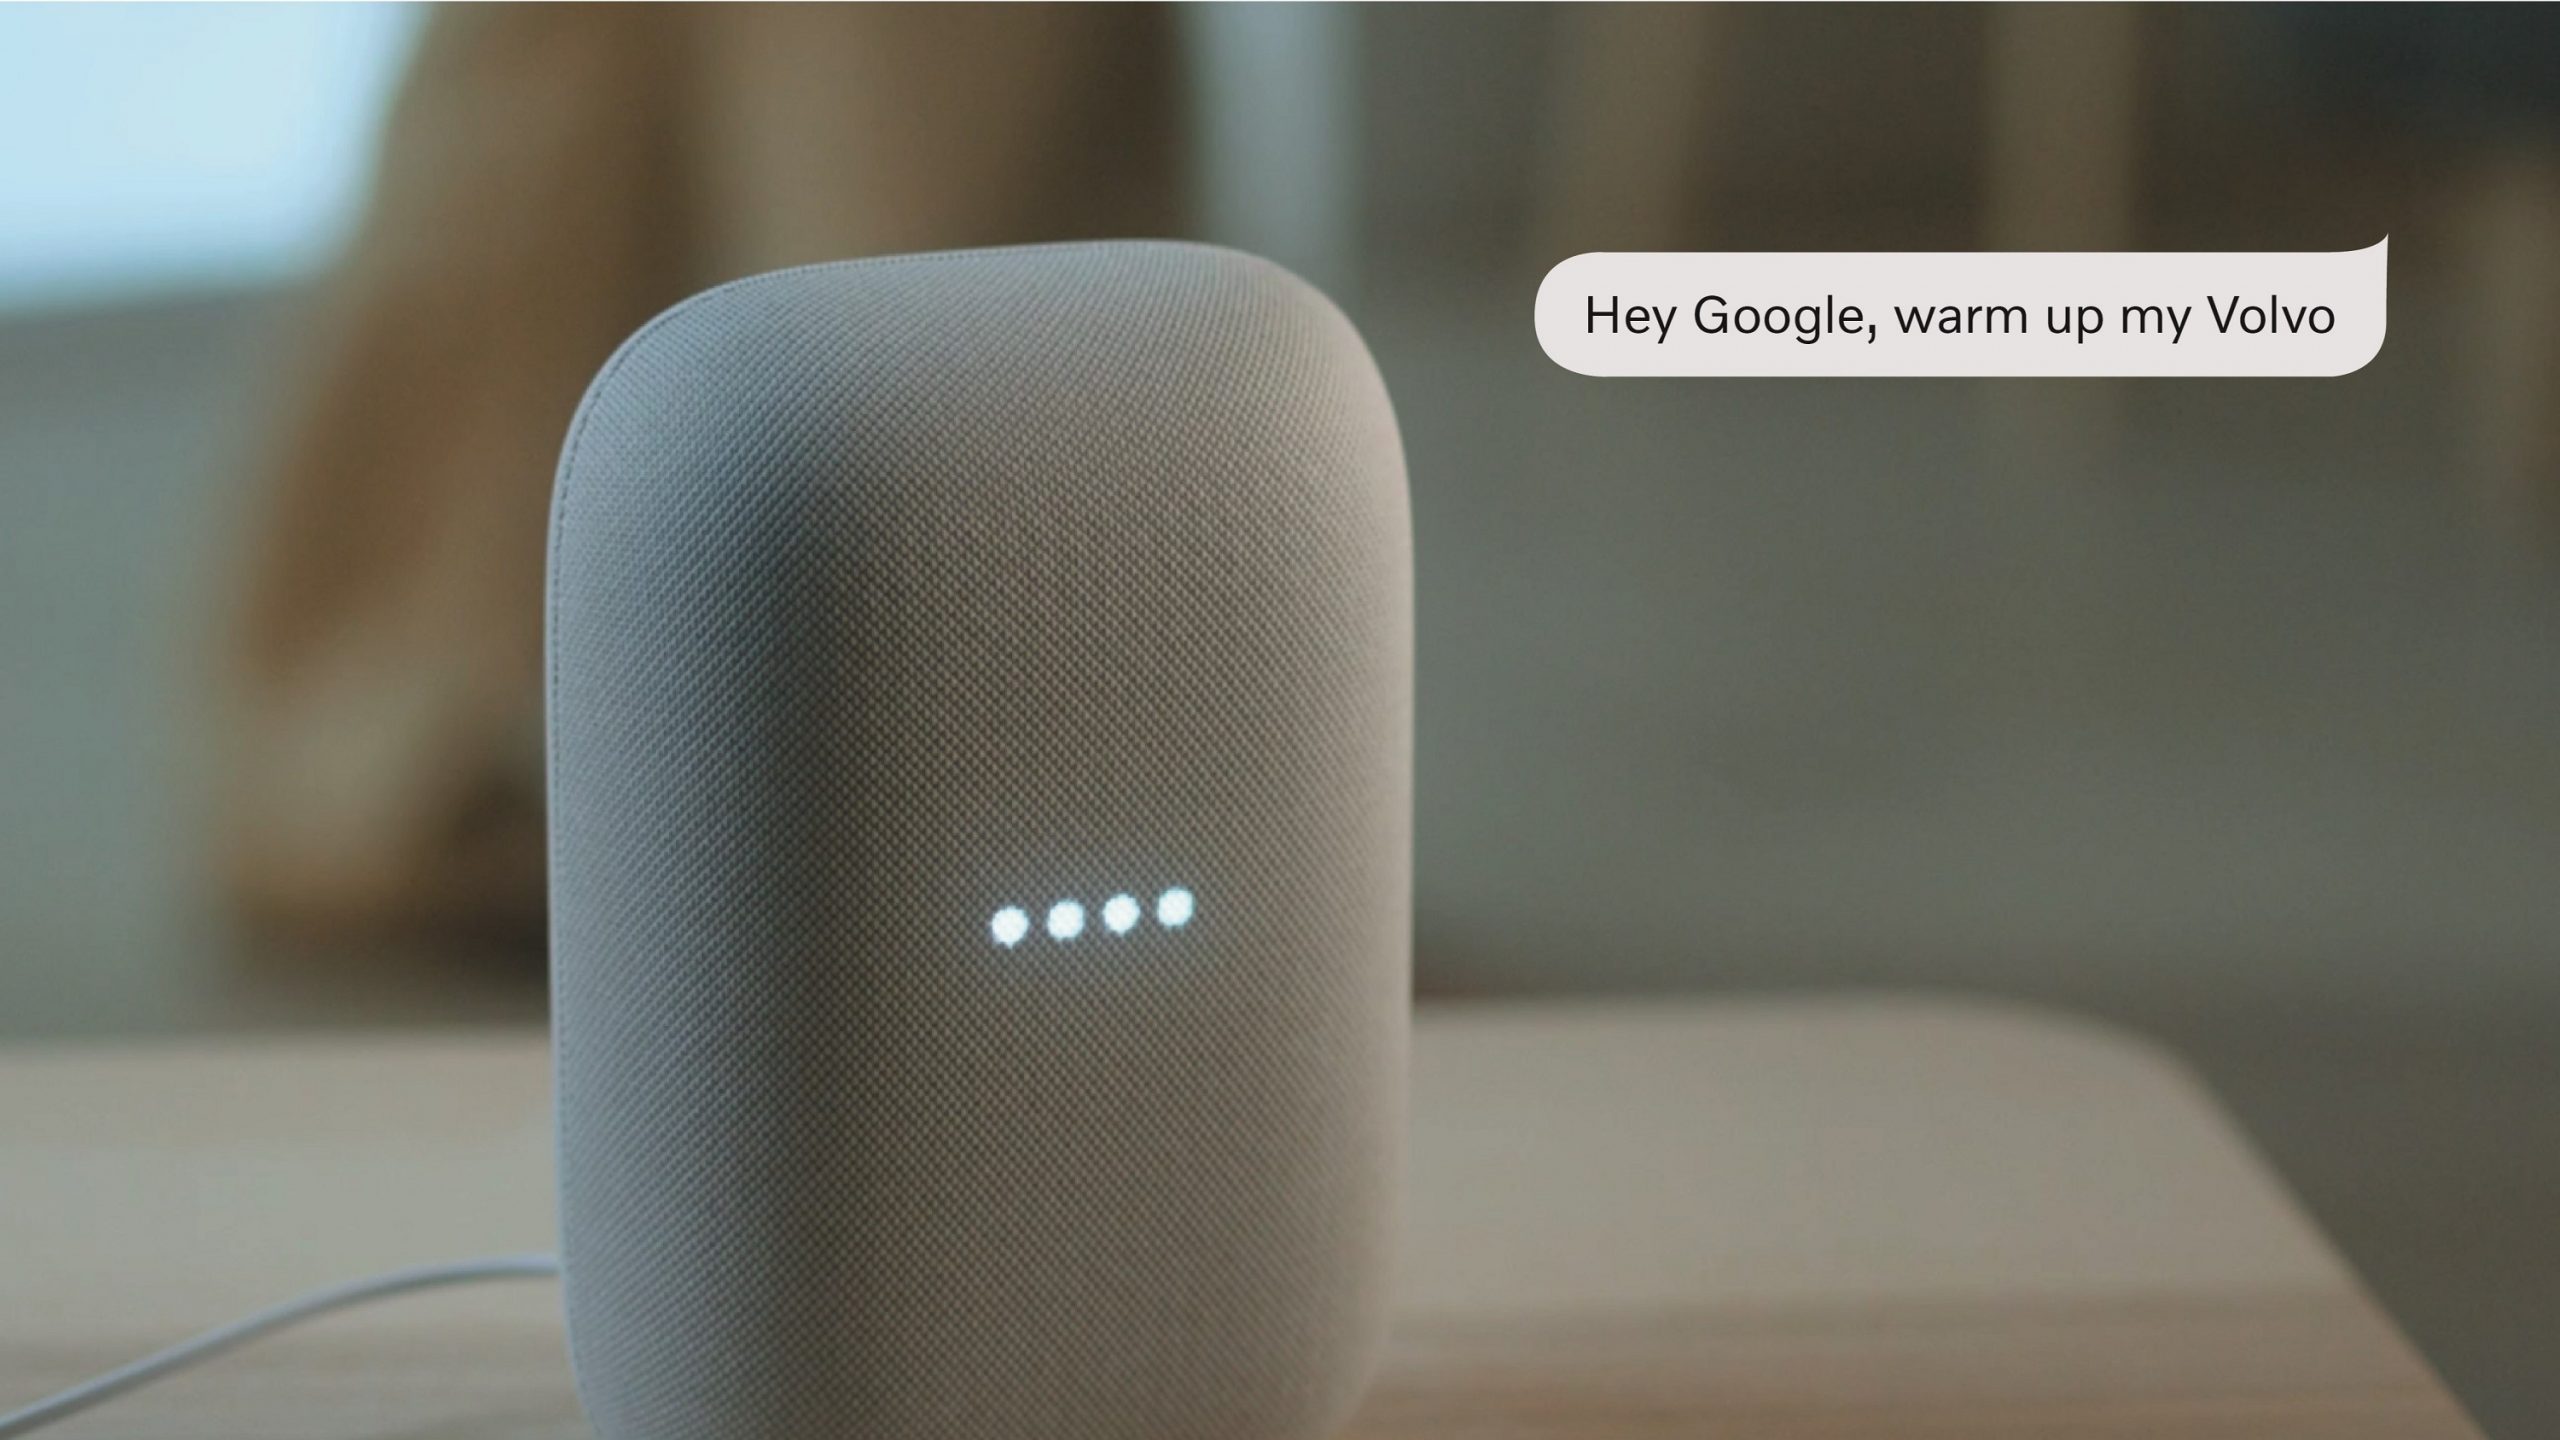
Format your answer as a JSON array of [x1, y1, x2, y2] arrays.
[[548, 242, 1410, 1440]]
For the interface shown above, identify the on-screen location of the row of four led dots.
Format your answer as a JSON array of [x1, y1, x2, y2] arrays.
[[992, 888, 1194, 946]]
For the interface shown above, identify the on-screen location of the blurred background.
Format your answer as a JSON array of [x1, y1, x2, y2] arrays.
[[1, 2, 2553, 1431]]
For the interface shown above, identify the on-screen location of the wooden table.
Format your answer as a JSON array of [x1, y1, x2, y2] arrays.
[[1, 997, 2477, 1438]]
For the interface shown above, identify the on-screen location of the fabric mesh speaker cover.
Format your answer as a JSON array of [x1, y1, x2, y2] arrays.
[[548, 242, 1410, 1440]]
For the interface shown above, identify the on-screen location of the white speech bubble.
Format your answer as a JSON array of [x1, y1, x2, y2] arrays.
[[1536, 239, 2386, 377]]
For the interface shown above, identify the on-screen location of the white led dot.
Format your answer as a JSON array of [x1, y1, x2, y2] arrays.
[[1155, 887, 1195, 929], [990, 906, 1030, 947], [1045, 900, 1086, 941], [1102, 894, 1141, 935]]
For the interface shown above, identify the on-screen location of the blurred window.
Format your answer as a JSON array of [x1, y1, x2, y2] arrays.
[[0, 3, 422, 314]]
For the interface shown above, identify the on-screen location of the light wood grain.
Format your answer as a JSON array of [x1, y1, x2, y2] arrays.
[[0, 997, 2476, 1438]]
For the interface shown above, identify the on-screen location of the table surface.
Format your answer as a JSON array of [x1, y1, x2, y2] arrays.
[[0, 995, 2477, 1438]]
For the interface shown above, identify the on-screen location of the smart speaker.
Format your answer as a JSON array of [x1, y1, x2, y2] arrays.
[[546, 242, 1411, 1440]]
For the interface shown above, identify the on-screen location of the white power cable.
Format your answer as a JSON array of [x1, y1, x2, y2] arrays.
[[0, 1253, 560, 1438]]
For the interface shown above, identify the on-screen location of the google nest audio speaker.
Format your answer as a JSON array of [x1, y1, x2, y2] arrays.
[[546, 242, 1411, 1440]]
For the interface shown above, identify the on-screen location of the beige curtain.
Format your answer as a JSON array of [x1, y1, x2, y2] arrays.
[[221, 4, 1181, 941]]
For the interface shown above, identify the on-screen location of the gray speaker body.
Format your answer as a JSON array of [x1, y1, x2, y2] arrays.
[[547, 242, 1410, 1440]]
